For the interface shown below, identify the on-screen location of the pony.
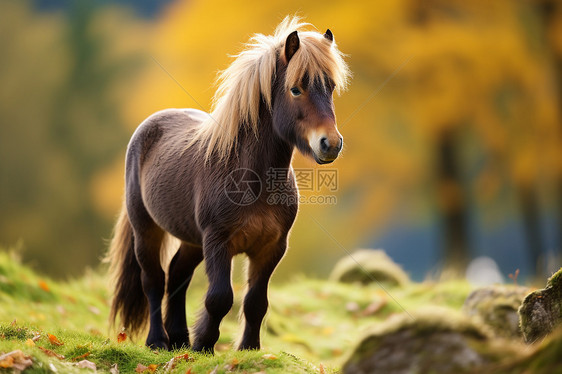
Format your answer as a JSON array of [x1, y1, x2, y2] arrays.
[[107, 16, 350, 352]]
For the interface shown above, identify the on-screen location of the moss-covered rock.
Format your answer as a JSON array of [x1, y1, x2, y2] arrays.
[[462, 285, 530, 339], [330, 249, 409, 287], [342, 307, 518, 374], [518, 268, 562, 343]]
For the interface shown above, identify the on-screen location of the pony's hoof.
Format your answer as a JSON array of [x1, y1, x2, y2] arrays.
[[146, 337, 170, 351]]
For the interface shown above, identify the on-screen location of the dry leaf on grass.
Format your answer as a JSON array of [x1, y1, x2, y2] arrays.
[[262, 353, 277, 360], [222, 357, 240, 371], [76, 359, 97, 371], [163, 353, 193, 372], [0, 350, 33, 371], [117, 332, 127, 343], [136, 363, 157, 373], [38, 280, 50, 292], [72, 352, 91, 361], [360, 299, 388, 316], [38, 346, 65, 360], [109, 363, 119, 374], [48, 334, 64, 346]]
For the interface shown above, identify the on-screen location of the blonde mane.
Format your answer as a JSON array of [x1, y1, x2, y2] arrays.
[[189, 16, 351, 161]]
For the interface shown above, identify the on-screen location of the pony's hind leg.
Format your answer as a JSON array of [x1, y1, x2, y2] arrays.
[[132, 225, 169, 349], [192, 232, 234, 353], [239, 240, 286, 350], [164, 242, 203, 349]]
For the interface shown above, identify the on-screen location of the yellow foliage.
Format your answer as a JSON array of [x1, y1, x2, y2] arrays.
[[109, 0, 562, 273]]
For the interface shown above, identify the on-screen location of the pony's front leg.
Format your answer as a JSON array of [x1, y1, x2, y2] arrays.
[[239, 239, 287, 350], [192, 233, 233, 353]]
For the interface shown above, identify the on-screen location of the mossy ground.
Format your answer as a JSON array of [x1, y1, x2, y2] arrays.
[[0, 248, 548, 373]]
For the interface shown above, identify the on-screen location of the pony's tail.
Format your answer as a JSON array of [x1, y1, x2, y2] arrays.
[[106, 203, 148, 337]]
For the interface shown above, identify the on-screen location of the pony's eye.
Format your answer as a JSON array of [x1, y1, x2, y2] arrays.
[[290, 87, 302, 97]]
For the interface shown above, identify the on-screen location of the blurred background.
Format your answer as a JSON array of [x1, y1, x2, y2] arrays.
[[1, 0, 561, 283]]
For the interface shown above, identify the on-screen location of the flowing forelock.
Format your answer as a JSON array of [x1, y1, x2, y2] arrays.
[[189, 16, 351, 162]]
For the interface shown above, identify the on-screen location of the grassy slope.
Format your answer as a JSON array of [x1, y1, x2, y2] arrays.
[[0, 249, 475, 373]]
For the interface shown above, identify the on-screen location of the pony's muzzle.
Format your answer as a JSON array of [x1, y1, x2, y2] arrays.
[[309, 129, 343, 164]]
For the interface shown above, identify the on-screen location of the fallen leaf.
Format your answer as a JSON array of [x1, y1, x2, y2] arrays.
[[38, 280, 50, 292], [174, 353, 192, 362], [223, 357, 240, 371], [185, 369, 193, 374], [72, 352, 91, 361], [48, 334, 64, 346], [117, 332, 127, 343], [360, 299, 388, 317], [0, 355, 14, 368], [25, 338, 35, 347], [109, 363, 119, 374], [136, 363, 157, 373], [38, 346, 65, 360], [77, 360, 97, 371], [32, 332, 41, 342], [319, 363, 325, 374], [0, 350, 33, 371], [262, 353, 277, 360], [163, 353, 194, 372], [163, 357, 177, 372]]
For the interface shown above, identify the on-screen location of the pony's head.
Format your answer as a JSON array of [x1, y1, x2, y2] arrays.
[[272, 26, 349, 164], [190, 17, 350, 163]]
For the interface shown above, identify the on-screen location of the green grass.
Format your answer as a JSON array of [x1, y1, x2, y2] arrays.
[[0, 248, 504, 373]]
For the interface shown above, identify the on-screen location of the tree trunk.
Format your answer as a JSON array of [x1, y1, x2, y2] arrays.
[[436, 128, 469, 272]]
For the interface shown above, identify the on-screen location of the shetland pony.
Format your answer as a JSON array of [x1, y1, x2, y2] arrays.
[[107, 17, 350, 352]]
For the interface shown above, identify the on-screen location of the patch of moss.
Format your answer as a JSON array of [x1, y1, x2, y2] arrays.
[[0, 324, 33, 340]]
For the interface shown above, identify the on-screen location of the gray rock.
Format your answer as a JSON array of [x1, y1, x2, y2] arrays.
[[343, 308, 516, 374], [519, 267, 562, 343], [462, 285, 530, 339]]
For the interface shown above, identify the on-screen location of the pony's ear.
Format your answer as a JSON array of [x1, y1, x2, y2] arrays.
[[285, 31, 300, 63], [324, 29, 333, 43]]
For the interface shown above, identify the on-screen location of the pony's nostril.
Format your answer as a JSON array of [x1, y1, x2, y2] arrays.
[[320, 137, 330, 152], [337, 137, 343, 152]]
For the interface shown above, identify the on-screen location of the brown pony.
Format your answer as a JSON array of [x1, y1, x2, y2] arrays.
[[107, 16, 350, 352]]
